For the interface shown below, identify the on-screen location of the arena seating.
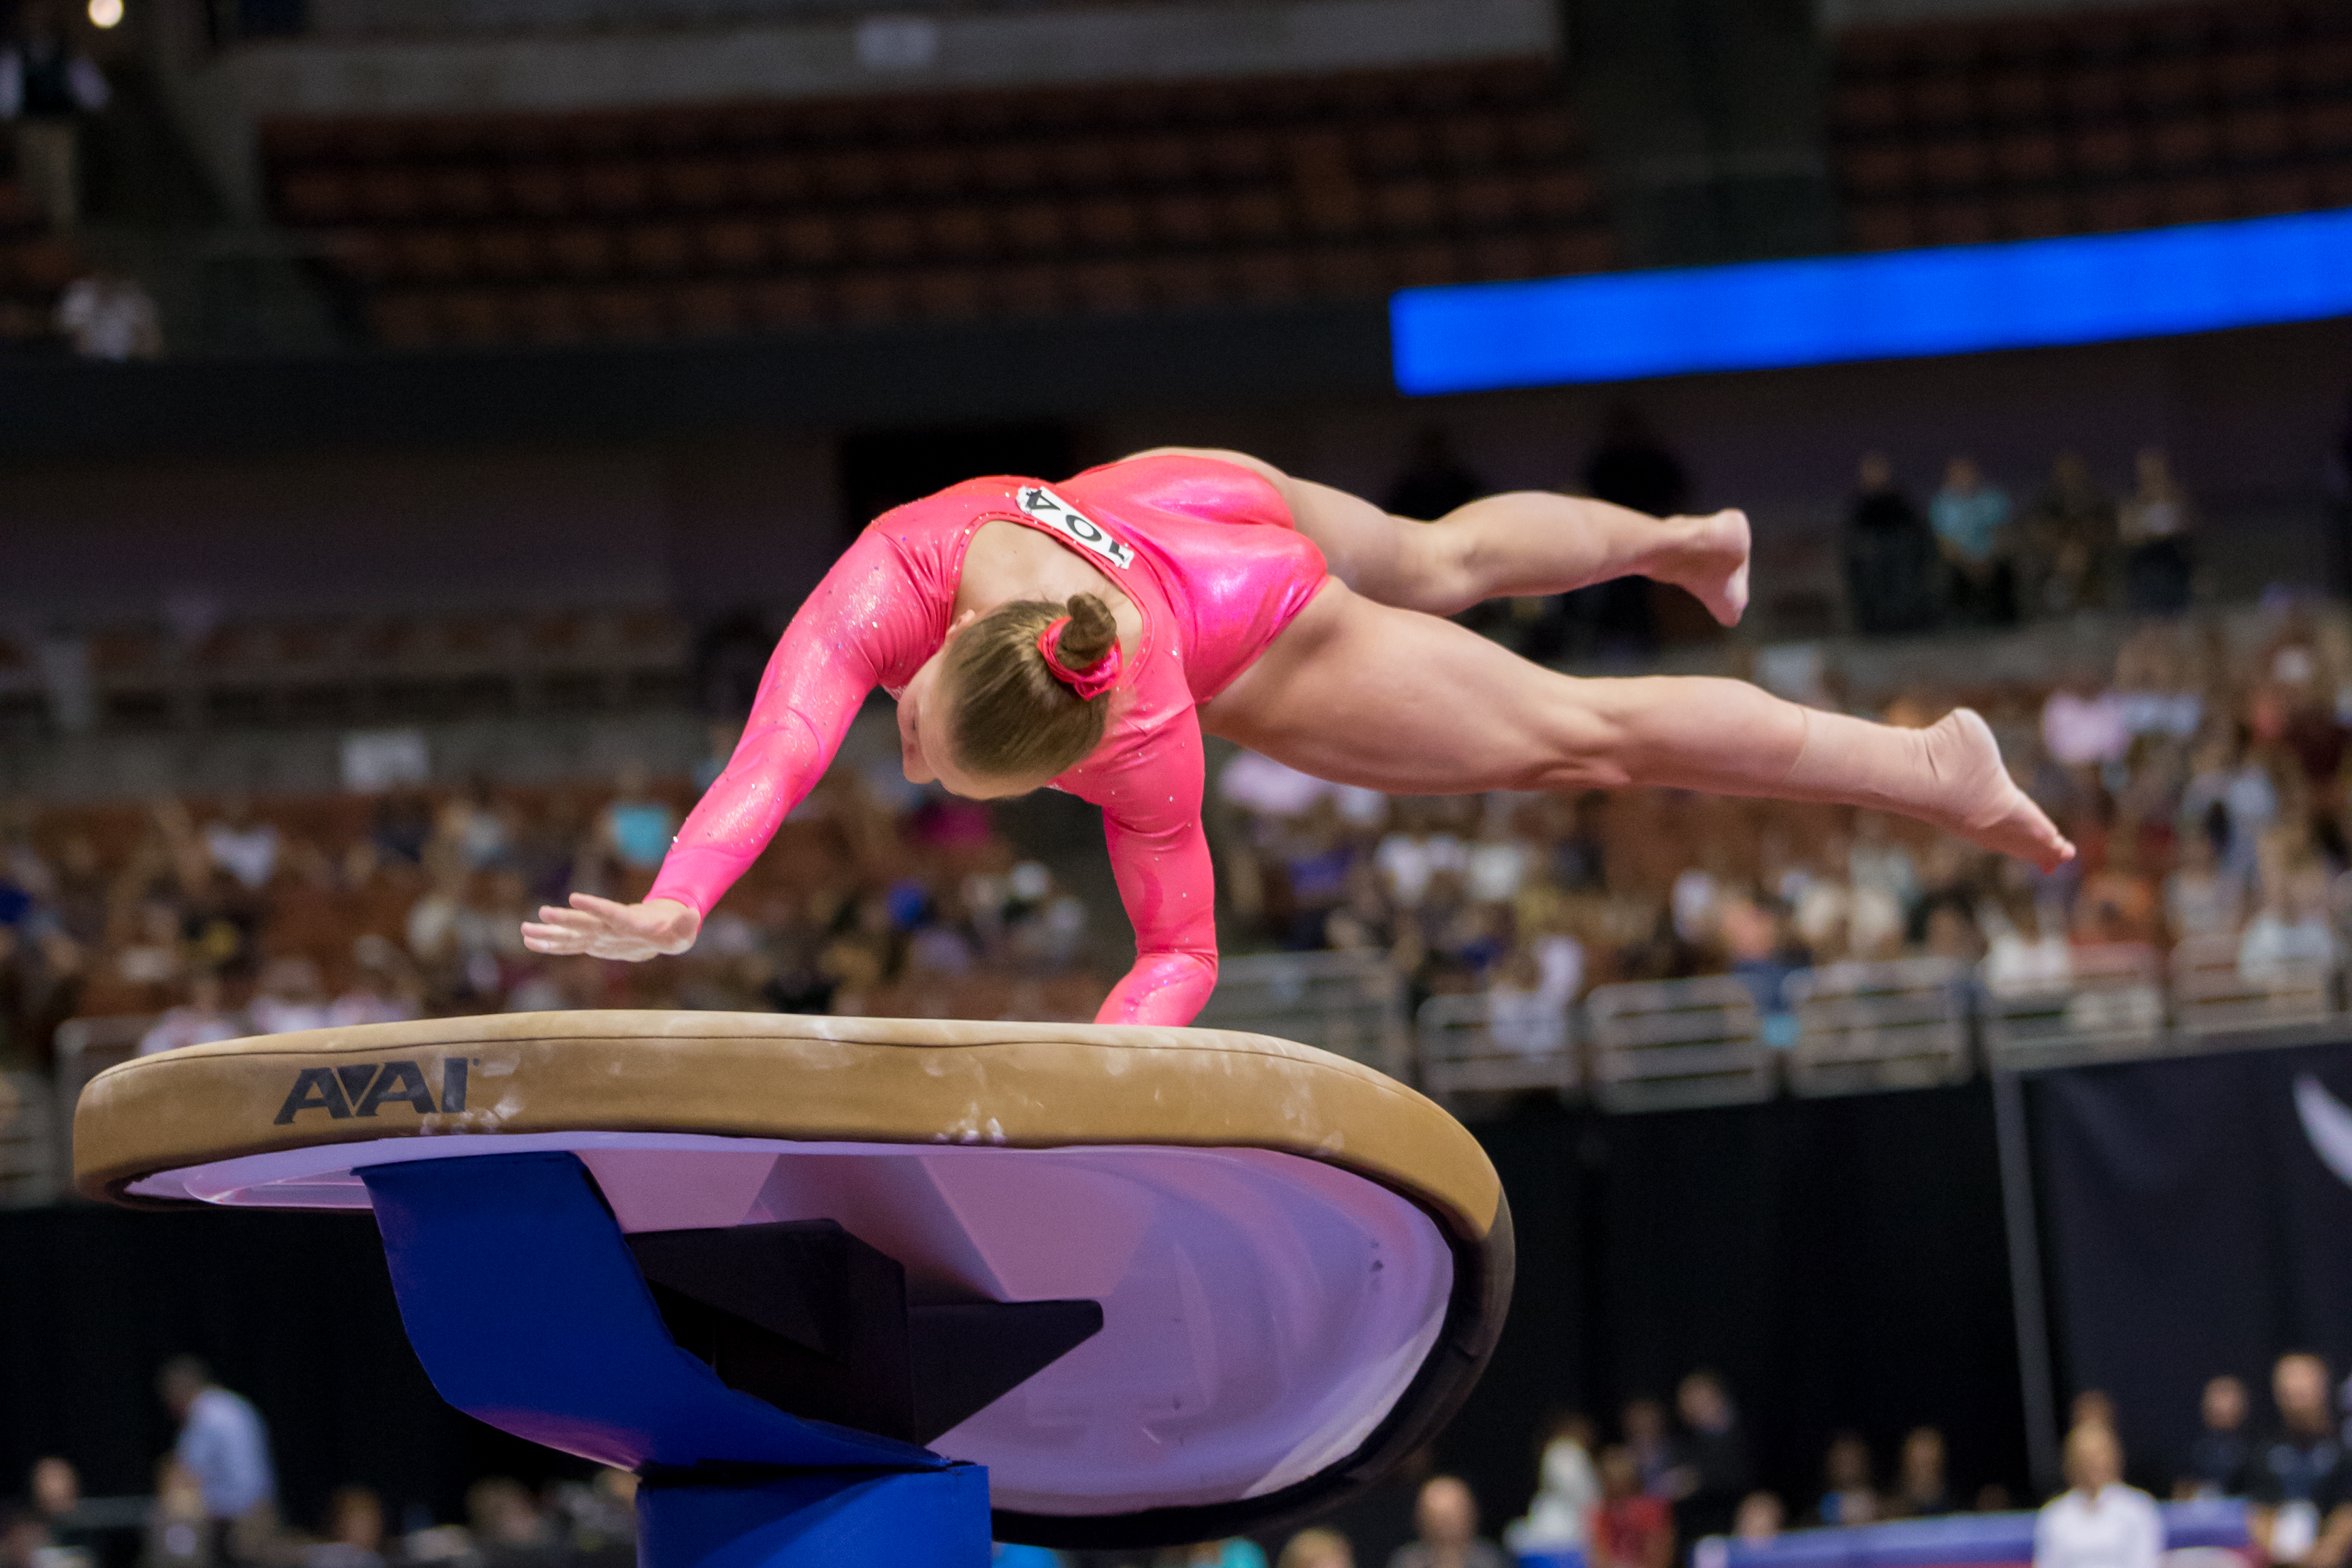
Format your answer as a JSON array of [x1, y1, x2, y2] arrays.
[[252, 59, 1616, 349], [1830, 0, 2352, 248], [0, 603, 691, 729]]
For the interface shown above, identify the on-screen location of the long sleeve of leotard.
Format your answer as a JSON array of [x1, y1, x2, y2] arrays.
[[648, 528, 942, 917], [1085, 714, 1221, 1027]]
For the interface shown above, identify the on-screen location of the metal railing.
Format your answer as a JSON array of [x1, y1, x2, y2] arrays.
[[1194, 949, 1409, 1078], [16, 940, 2352, 1213], [1416, 990, 1578, 1102], [1584, 975, 1776, 1113], [0, 1072, 59, 1207], [1788, 956, 1972, 1097]]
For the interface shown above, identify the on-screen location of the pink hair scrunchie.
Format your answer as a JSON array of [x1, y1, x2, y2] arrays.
[[1035, 616, 1122, 699]]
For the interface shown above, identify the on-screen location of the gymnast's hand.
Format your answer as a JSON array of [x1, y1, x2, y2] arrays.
[[521, 894, 700, 962]]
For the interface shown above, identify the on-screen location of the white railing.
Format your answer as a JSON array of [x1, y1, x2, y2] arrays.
[[2172, 932, 2340, 1037], [1194, 949, 1408, 1078], [1584, 975, 1776, 1113], [1416, 990, 1578, 1101], [0, 1071, 59, 1207], [1980, 943, 2167, 1071], [1787, 956, 1972, 1097]]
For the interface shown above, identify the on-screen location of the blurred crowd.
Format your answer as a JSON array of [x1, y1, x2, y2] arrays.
[[1380, 419, 2218, 666], [0, 750, 1106, 1070], [19, 1351, 2347, 1568], [1844, 444, 2201, 633], [1214, 600, 2352, 1031]]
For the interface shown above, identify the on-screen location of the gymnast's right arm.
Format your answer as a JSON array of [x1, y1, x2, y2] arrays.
[[521, 529, 941, 961]]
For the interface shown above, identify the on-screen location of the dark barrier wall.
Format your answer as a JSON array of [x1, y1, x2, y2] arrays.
[[0, 1085, 2030, 1550], [2032, 1040, 2352, 1490], [1311, 1085, 2027, 1563], [0, 1207, 589, 1533]]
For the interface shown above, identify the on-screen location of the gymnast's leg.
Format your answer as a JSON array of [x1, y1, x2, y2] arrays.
[[1123, 445, 1751, 626], [1204, 583, 2073, 870]]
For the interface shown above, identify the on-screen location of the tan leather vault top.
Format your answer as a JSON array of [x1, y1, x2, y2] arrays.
[[74, 1011, 1502, 1239]]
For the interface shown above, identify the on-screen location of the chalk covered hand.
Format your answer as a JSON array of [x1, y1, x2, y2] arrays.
[[521, 894, 700, 962]]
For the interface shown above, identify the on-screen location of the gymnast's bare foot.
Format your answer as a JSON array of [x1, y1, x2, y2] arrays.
[[1922, 708, 2075, 872], [1659, 509, 1751, 627]]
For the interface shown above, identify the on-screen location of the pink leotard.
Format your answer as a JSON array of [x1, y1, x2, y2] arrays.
[[646, 453, 1330, 1026]]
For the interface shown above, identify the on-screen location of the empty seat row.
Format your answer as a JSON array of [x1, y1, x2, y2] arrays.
[[1835, 39, 2352, 133], [259, 59, 1566, 166], [1838, 0, 2348, 78], [271, 109, 1590, 225], [1841, 102, 2352, 196], [316, 173, 1605, 286], [363, 231, 1618, 349], [1847, 164, 2352, 248]]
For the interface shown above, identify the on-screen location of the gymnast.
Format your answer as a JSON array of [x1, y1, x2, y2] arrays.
[[522, 450, 2072, 1026]]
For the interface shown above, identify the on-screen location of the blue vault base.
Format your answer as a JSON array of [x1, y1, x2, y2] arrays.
[[358, 1152, 992, 1568], [638, 1466, 991, 1568]]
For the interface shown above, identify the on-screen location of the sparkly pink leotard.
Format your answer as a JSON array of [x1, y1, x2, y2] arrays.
[[646, 453, 1330, 1026]]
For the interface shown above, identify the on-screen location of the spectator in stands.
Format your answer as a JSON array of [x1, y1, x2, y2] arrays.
[[1588, 1448, 1673, 1568], [1571, 408, 1690, 659], [1676, 1371, 1755, 1544], [2163, 813, 2244, 941], [1387, 1476, 1507, 1568], [325, 936, 419, 1028], [28, 1457, 101, 1568], [2034, 1424, 2162, 1568], [2249, 1353, 2352, 1568], [1720, 895, 1806, 1043], [301, 1488, 383, 1568], [158, 1357, 276, 1563], [2, 1509, 55, 1568], [137, 972, 241, 1056], [246, 956, 327, 1036], [2238, 853, 2336, 987], [2179, 729, 2276, 886], [1507, 1413, 1601, 1556], [2177, 1374, 2253, 1500], [593, 765, 676, 884], [2042, 676, 2130, 774], [2022, 453, 2116, 619], [991, 1544, 1063, 1567], [1735, 1494, 1784, 1546], [1623, 1399, 1684, 1501], [2119, 448, 2195, 616], [1816, 1432, 1880, 1526], [148, 1460, 210, 1568], [438, 783, 515, 873], [369, 791, 434, 868], [1930, 457, 2015, 627], [1167, 1541, 1269, 1567], [1843, 452, 1940, 636], [201, 800, 278, 895], [2073, 1391, 2119, 1433], [1278, 1531, 1354, 1568], [1888, 1427, 1954, 1518], [465, 1480, 557, 1568], [56, 270, 161, 361], [2072, 828, 2162, 947], [115, 898, 187, 992], [0, 1, 109, 230], [1384, 428, 1486, 524]]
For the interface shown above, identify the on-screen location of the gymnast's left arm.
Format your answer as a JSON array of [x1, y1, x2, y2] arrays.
[[1092, 721, 1220, 1027]]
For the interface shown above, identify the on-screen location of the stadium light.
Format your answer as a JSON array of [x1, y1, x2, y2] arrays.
[[1390, 206, 2352, 394]]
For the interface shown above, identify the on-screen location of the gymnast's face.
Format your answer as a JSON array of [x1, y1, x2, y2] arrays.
[[898, 610, 1047, 801]]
